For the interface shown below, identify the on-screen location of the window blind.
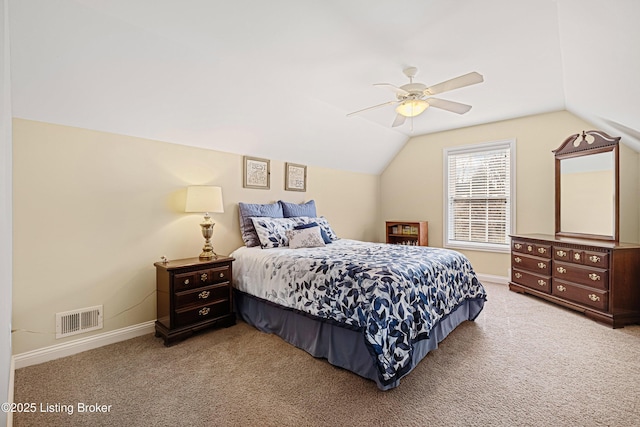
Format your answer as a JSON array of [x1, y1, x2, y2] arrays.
[[445, 142, 513, 250]]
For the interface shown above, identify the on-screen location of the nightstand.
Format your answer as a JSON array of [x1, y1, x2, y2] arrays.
[[154, 256, 235, 346]]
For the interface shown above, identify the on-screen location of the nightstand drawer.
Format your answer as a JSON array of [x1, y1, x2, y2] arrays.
[[174, 300, 230, 327], [175, 283, 230, 309], [173, 271, 207, 290], [173, 265, 231, 291], [210, 264, 232, 283]]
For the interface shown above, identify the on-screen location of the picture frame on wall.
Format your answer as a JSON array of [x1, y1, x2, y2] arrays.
[[243, 156, 270, 189], [285, 162, 307, 192]]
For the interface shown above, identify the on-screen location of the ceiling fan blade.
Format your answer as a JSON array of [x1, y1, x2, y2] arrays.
[[426, 98, 473, 114], [373, 83, 409, 97], [346, 100, 398, 116], [424, 72, 484, 96], [391, 114, 406, 127]]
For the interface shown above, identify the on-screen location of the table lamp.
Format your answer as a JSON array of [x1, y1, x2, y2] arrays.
[[185, 186, 224, 259]]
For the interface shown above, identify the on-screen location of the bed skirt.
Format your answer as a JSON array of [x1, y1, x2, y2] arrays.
[[234, 289, 485, 390]]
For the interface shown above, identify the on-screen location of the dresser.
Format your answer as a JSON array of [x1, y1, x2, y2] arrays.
[[154, 256, 235, 345], [509, 234, 640, 327]]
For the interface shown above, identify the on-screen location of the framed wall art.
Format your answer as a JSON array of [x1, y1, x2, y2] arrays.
[[243, 156, 270, 189], [285, 162, 307, 192]]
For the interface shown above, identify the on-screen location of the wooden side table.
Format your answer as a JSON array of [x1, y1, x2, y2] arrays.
[[154, 256, 235, 346]]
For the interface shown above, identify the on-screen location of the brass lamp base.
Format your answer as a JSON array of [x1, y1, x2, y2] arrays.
[[198, 214, 218, 260]]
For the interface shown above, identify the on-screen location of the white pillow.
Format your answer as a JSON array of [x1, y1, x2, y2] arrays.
[[250, 217, 299, 248], [285, 226, 326, 249]]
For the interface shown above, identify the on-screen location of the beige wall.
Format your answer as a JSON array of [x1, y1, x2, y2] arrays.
[[379, 110, 636, 277], [13, 112, 640, 355], [12, 118, 379, 354]]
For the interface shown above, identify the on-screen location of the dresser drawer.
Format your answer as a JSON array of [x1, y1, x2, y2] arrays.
[[512, 240, 551, 256], [553, 247, 609, 268], [512, 268, 551, 293], [512, 240, 528, 253], [553, 247, 573, 263], [174, 300, 231, 327], [512, 253, 551, 275], [583, 250, 609, 268], [552, 279, 609, 311], [553, 261, 608, 290], [174, 283, 230, 309]]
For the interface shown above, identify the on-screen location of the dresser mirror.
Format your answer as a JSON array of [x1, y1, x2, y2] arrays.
[[554, 130, 620, 241]]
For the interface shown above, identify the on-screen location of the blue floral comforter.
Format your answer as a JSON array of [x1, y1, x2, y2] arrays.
[[231, 240, 486, 385]]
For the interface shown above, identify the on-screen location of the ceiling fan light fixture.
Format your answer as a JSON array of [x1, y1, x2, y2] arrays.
[[396, 99, 428, 117]]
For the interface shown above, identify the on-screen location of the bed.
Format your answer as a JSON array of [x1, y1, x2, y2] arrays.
[[230, 201, 486, 390]]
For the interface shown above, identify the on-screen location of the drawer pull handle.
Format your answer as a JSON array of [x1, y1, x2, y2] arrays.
[[514, 243, 522, 249], [198, 290, 210, 299], [574, 253, 581, 261], [527, 245, 533, 252], [556, 267, 567, 274], [588, 273, 601, 281], [514, 257, 522, 263], [537, 262, 546, 269], [557, 250, 567, 257], [184, 279, 190, 285], [219, 272, 225, 278], [537, 279, 546, 287], [556, 285, 566, 292], [201, 273, 208, 281], [198, 307, 210, 316], [538, 248, 547, 254], [514, 272, 522, 279], [588, 294, 600, 302], [589, 255, 601, 263]]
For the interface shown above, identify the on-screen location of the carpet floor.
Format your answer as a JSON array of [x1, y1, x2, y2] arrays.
[[12, 281, 640, 426]]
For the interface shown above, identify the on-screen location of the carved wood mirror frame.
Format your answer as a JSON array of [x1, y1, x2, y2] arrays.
[[554, 130, 620, 242]]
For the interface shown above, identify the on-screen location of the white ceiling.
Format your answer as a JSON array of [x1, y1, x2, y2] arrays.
[[8, 0, 640, 174]]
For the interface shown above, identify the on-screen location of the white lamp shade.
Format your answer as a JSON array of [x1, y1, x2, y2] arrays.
[[185, 186, 224, 213], [396, 99, 429, 117]]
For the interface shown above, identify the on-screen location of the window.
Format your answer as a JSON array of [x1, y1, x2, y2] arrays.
[[443, 140, 515, 252]]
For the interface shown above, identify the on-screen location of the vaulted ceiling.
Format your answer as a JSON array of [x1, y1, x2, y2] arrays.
[[8, 0, 640, 174]]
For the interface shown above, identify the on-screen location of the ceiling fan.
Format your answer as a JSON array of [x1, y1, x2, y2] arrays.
[[347, 67, 484, 127]]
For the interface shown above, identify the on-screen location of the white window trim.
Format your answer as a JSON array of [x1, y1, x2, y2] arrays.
[[443, 139, 516, 253]]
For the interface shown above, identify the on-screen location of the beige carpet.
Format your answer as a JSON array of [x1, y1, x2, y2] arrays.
[[13, 282, 640, 427]]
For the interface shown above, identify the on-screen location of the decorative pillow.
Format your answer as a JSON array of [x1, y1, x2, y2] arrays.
[[279, 200, 317, 218], [286, 226, 326, 249], [238, 202, 284, 247], [311, 216, 339, 241], [294, 222, 331, 244], [250, 217, 299, 249]]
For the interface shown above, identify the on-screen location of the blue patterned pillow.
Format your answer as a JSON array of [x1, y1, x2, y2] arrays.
[[250, 217, 300, 249], [279, 200, 317, 218], [238, 202, 284, 247], [311, 216, 339, 241]]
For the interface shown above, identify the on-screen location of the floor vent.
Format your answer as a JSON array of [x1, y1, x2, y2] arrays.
[[55, 305, 103, 339]]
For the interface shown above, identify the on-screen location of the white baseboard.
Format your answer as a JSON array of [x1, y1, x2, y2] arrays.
[[476, 273, 509, 285], [13, 321, 155, 369]]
